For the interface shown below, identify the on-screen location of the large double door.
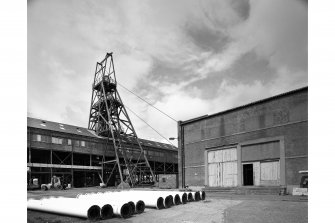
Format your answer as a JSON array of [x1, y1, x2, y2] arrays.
[[208, 148, 237, 187]]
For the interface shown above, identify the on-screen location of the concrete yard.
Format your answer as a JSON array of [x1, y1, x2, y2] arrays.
[[27, 188, 308, 223]]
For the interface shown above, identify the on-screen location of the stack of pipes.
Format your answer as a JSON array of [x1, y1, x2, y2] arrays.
[[27, 190, 206, 220]]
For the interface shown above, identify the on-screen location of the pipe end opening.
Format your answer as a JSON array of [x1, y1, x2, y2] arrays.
[[175, 194, 181, 205], [101, 204, 113, 219], [164, 196, 173, 208], [120, 204, 132, 219], [128, 201, 135, 215], [188, 193, 193, 201], [157, 197, 165, 209], [181, 193, 188, 204], [136, 200, 145, 214], [195, 192, 201, 201], [201, 191, 206, 200], [87, 205, 101, 221]]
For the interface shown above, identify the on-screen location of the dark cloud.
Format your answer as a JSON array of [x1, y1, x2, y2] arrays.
[[146, 58, 194, 83], [184, 72, 225, 99], [231, 0, 250, 20], [184, 22, 231, 53], [225, 50, 276, 85]]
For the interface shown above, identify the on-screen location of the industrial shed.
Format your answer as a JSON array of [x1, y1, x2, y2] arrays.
[[27, 117, 178, 188], [178, 87, 307, 194]]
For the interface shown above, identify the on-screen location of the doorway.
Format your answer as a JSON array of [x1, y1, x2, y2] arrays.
[[243, 164, 254, 186]]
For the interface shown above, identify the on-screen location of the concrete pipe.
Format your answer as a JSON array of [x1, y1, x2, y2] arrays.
[[156, 191, 181, 205], [200, 191, 206, 200], [76, 196, 132, 218], [65, 195, 114, 219], [173, 194, 181, 205], [177, 192, 188, 204], [100, 204, 113, 220], [27, 198, 101, 220], [135, 200, 145, 214], [87, 191, 164, 210], [77, 192, 145, 214], [76, 195, 114, 219], [131, 194, 164, 210], [109, 201, 132, 218], [121, 191, 173, 208], [127, 201, 135, 215], [163, 195, 173, 208], [138, 190, 186, 204], [191, 191, 201, 201], [187, 192, 194, 201]]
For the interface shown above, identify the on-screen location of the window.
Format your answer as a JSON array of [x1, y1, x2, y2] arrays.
[[32, 134, 48, 142], [80, 141, 85, 147], [51, 137, 63, 144], [75, 140, 80, 147], [33, 134, 41, 141], [68, 139, 72, 146]]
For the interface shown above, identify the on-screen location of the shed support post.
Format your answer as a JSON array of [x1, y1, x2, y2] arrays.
[[177, 121, 184, 188]]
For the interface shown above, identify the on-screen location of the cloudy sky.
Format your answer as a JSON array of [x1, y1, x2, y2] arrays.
[[28, 0, 307, 145]]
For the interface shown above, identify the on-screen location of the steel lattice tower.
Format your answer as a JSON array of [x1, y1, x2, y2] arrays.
[[88, 52, 156, 188]]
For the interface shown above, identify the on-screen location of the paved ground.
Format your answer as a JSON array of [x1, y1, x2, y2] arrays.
[[27, 187, 308, 223]]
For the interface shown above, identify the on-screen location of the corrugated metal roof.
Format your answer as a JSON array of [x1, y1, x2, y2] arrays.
[[181, 86, 308, 125], [27, 117, 177, 151]]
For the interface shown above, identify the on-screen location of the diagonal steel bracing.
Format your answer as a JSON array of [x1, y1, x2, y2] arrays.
[[88, 52, 156, 188]]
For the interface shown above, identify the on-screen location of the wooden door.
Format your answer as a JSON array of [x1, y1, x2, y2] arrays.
[[208, 148, 237, 187]]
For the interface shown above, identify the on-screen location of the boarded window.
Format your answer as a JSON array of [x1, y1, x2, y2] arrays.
[[241, 141, 280, 162], [260, 161, 280, 181], [51, 137, 63, 144], [32, 134, 48, 142], [33, 134, 41, 141]]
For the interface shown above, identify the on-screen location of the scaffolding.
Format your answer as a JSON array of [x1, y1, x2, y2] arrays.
[[88, 52, 157, 188]]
